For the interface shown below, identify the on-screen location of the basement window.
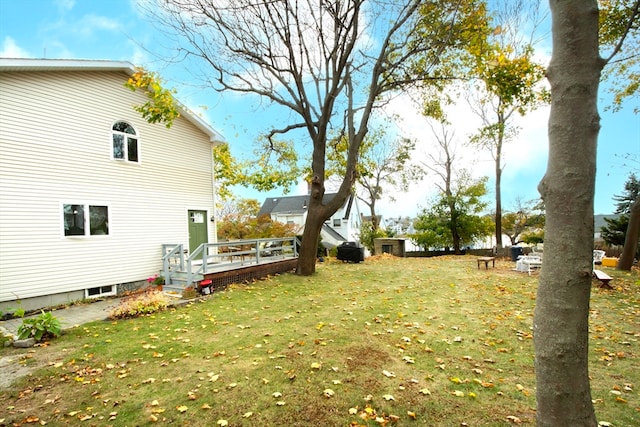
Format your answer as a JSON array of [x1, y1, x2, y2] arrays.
[[86, 285, 115, 299]]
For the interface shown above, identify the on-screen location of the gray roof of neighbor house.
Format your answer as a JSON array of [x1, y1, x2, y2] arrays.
[[258, 193, 354, 218], [0, 58, 226, 144]]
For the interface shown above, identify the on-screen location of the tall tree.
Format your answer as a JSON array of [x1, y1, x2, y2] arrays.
[[466, 0, 549, 249], [534, 1, 639, 425], [146, 0, 487, 275], [414, 121, 493, 253], [412, 176, 493, 253]]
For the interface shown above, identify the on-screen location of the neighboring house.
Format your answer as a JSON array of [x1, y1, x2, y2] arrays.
[[384, 216, 415, 236], [0, 58, 225, 312], [258, 193, 362, 248]]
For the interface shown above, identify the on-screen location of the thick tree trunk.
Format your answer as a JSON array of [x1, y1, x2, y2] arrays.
[[617, 196, 640, 270], [534, 1, 602, 425], [297, 205, 325, 275], [297, 174, 352, 275]]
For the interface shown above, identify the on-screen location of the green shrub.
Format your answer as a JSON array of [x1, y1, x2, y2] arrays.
[[109, 289, 169, 319], [17, 311, 62, 342]]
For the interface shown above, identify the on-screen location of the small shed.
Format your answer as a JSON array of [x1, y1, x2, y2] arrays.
[[374, 238, 406, 257]]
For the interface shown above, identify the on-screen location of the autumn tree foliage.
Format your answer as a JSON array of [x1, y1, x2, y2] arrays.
[[326, 125, 422, 232], [125, 67, 180, 128], [217, 214, 296, 241], [502, 198, 545, 246]]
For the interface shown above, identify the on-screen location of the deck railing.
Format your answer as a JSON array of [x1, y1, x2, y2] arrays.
[[163, 237, 298, 287]]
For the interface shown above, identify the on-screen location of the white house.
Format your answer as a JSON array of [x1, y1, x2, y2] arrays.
[[258, 193, 362, 248], [0, 58, 225, 312]]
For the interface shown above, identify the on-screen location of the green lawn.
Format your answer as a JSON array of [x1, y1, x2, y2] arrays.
[[1, 255, 638, 426]]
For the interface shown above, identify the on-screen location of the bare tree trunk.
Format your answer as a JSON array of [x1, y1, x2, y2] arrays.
[[617, 196, 640, 270], [495, 152, 503, 248], [534, 1, 602, 425]]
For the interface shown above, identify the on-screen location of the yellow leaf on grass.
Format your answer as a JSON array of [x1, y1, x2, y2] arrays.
[[176, 405, 188, 413], [382, 370, 396, 378], [408, 411, 417, 419], [217, 420, 228, 426], [383, 394, 395, 401], [272, 392, 282, 398], [201, 403, 211, 409], [242, 412, 253, 418], [310, 362, 322, 370], [453, 390, 465, 397], [323, 389, 335, 398], [349, 407, 358, 415], [419, 388, 431, 395], [276, 401, 286, 406]]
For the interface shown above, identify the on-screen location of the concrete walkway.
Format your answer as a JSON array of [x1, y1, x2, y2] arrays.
[[1, 298, 125, 337]]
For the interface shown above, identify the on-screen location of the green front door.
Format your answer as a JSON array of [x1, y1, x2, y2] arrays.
[[188, 210, 208, 253]]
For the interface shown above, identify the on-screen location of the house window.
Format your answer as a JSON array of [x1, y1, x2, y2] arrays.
[[333, 218, 341, 227], [63, 204, 109, 236], [112, 121, 139, 163]]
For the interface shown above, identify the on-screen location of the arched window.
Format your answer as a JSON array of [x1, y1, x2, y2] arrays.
[[112, 121, 139, 163]]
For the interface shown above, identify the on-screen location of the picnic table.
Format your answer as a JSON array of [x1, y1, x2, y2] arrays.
[[477, 256, 495, 269], [515, 255, 542, 275]]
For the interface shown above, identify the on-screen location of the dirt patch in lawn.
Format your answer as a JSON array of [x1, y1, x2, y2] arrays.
[[0, 346, 67, 390]]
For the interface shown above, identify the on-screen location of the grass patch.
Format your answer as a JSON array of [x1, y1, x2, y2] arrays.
[[1, 255, 638, 426]]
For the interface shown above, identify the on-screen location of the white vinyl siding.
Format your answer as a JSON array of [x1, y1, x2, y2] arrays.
[[0, 70, 216, 303]]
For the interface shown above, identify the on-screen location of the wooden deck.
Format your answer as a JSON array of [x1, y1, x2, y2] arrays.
[[162, 238, 299, 296], [200, 257, 298, 293]]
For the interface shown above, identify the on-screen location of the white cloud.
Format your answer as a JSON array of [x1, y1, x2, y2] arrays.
[[54, 0, 75, 12], [0, 37, 32, 58]]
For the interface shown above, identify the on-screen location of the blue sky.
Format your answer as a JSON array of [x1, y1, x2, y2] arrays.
[[1, 0, 638, 217]]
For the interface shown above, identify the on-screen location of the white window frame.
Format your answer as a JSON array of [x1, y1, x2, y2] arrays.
[[85, 285, 116, 299], [111, 121, 140, 163], [62, 203, 110, 238]]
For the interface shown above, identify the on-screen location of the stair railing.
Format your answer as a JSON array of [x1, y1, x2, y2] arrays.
[[162, 244, 185, 285]]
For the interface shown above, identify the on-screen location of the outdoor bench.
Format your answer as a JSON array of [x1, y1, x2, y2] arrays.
[[592, 269, 613, 289], [477, 256, 495, 269]]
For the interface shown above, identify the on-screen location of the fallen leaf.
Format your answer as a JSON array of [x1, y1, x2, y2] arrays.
[[217, 420, 228, 426], [506, 415, 522, 424], [176, 405, 188, 413], [382, 394, 395, 401], [382, 370, 396, 378]]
